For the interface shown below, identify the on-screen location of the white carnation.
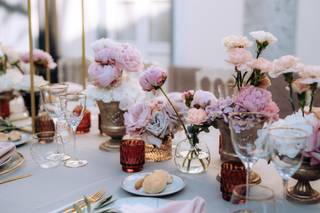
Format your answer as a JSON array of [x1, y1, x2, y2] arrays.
[[250, 31, 277, 45], [222, 35, 252, 49], [15, 74, 48, 91]]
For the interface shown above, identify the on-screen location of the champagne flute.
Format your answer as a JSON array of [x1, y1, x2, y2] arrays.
[[40, 83, 70, 160], [59, 92, 87, 168], [229, 112, 269, 212], [268, 127, 308, 199]]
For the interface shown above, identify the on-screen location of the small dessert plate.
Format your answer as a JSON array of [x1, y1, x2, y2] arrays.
[[121, 172, 185, 197]]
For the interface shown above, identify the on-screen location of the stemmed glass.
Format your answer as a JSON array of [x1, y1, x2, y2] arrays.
[[268, 127, 308, 199], [230, 184, 275, 213], [229, 112, 269, 212], [40, 83, 70, 160], [59, 92, 87, 168]]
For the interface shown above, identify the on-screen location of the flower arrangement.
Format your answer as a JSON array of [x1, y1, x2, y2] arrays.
[[15, 49, 55, 92], [87, 38, 144, 110], [0, 44, 23, 93]]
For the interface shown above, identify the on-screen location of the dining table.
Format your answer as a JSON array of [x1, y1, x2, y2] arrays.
[[0, 108, 320, 213]]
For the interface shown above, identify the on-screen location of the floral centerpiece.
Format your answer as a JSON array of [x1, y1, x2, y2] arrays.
[[16, 49, 55, 116], [0, 44, 23, 118], [125, 66, 216, 172], [86, 38, 144, 150]]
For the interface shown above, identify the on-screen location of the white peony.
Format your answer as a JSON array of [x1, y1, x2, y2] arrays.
[[0, 69, 23, 92], [15, 74, 48, 92], [222, 35, 252, 50], [87, 73, 145, 111], [250, 31, 278, 45], [0, 44, 20, 64]]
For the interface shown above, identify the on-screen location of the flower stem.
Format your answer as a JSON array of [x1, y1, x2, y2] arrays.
[[288, 82, 296, 112], [309, 83, 317, 113], [159, 87, 191, 140]]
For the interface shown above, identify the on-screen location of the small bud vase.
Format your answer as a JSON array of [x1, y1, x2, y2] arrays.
[[174, 139, 211, 174]]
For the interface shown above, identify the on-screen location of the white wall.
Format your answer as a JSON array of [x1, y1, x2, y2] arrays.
[[173, 0, 244, 68], [296, 0, 320, 65]]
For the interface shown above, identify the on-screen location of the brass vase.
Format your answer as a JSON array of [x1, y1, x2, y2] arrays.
[[145, 135, 172, 162], [217, 119, 261, 184], [287, 157, 320, 204], [97, 101, 126, 151]]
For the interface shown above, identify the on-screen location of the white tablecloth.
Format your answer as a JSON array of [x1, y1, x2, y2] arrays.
[[0, 114, 319, 213]]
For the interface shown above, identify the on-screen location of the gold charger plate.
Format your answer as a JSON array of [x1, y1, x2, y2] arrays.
[[0, 152, 24, 175]]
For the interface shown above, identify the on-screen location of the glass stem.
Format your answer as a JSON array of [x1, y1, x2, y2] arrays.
[[72, 129, 78, 160], [245, 164, 251, 207], [283, 179, 288, 200]]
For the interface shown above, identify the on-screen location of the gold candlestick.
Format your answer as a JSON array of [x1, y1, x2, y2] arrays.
[[81, 0, 87, 89], [44, 0, 51, 82], [27, 0, 36, 133]]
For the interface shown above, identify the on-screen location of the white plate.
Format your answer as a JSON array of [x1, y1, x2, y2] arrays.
[[0, 132, 31, 147], [121, 172, 185, 197], [110, 197, 170, 210], [0, 155, 12, 167]]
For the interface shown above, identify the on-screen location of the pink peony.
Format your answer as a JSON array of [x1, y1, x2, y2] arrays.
[[94, 48, 118, 65], [225, 48, 253, 67], [235, 86, 279, 119], [21, 49, 56, 69], [191, 90, 216, 108], [187, 108, 208, 125], [249, 58, 273, 73], [88, 62, 122, 88], [139, 66, 167, 91], [124, 102, 152, 135], [116, 43, 143, 72]]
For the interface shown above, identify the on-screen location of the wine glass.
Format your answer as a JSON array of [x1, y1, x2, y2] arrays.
[[230, 184, 275, 213], [268, 127, 308, 199], [229, 112, 270, 210], [59, 92, 87, 168], [30, 131, 65, 169], [40, 83, 70, 160]]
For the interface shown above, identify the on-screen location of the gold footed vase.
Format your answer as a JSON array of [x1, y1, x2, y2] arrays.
[[97, 101, 126, 152], [287, 157, 320, 204], [217, 119, 261, 184], [145, 136, 172, 162]]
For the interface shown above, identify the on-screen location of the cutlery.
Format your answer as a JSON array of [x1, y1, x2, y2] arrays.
[[63, 189, 106, 213], [0, 173, 32, 185]]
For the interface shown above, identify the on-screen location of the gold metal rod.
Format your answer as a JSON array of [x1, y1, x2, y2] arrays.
[[44, 0, 51, 82], [27, 0, 36, 134], [0, 173, 32, 185], [81, 0, 87, 89]]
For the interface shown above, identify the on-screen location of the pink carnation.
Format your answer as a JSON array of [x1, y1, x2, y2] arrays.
[[124, 102, 152, 135], [191, 90, 216, 108], [249, 58, 273, 73], [235, 86, 279, 119], [226, 48, 253, 67], [21, 49, 56, 69], [269, 55, 299, 78], [139, 66, 167, 91], [187, 108, 208, 125], [116, 43, 143, 72], [88, 62, 122, 88]]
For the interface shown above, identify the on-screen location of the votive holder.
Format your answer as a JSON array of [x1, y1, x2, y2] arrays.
[[220, 161, 246, 201], [120, 139, 145, 173], [76, 108, 91, 134]]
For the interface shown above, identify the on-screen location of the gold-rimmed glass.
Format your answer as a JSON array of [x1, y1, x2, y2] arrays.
[[230, 184, 275, 213], [268, 127, 309, 199]]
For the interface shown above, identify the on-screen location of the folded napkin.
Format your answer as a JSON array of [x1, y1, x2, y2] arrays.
[[120, 196, 205, 213], [0, 142, 16, 164]]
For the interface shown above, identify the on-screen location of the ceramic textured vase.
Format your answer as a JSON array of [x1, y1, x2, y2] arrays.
[[174, 139, 211, 174], [0, 90, 13, 118], [287, 157, 320, 204], [20, 90, 41, 117], [217, 119, 261, 184], [97, 101, 126, 151], [145, 135, 172, 162]]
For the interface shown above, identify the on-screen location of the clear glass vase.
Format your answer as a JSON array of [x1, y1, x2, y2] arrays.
[[174, 139, 211, 174]]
